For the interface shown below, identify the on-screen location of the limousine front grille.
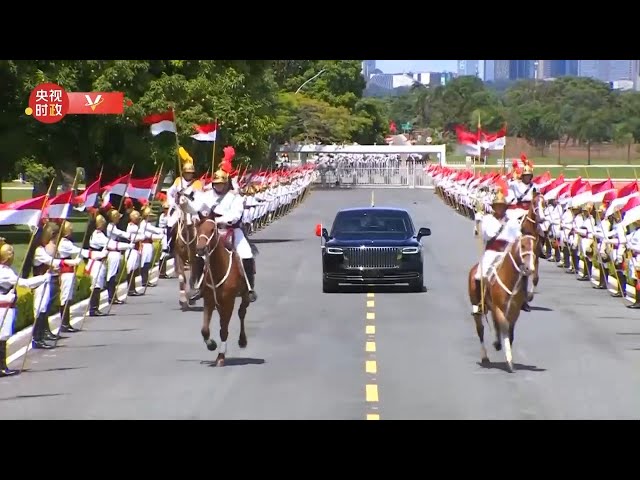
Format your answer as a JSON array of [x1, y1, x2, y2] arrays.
[[343, 247, 400, 269]]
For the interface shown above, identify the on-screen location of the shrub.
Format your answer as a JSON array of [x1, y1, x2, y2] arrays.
[[13, 241, 162, 333]]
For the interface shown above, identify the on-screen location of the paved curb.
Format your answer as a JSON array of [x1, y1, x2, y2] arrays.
[[6, 259, 175, 366]]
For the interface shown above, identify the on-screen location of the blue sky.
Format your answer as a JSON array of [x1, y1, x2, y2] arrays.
[[376, 60, 468, 74]]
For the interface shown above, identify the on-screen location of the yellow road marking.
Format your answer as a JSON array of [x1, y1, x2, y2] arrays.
[[367, 292, 375, 298], [366, 312, 375, 320], [366, 360, 377, 373], [366, 341, 376, 352], [367, 300, 375, 308], [366, 325, 375, 334], [366, 384, 379, 402], [366, 414, 380, 420]]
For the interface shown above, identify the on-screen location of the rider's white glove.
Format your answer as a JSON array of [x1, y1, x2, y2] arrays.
[[179, 196, 188, 206]]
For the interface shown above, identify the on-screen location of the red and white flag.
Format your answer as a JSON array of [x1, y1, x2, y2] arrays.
[[125, 177, 155, 201], [0, 195, 48, 227], [482, 127, 506, 151], [143, 111, 177, 136], [45, 190, 73, 219], [102, 174, 131, 197], [73, 177, 101, 211], [191, 122, 218, 142]]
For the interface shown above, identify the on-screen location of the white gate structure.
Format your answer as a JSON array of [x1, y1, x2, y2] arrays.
[[278, 144, 447, 189]]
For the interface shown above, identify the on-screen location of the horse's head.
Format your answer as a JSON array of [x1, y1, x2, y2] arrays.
[[195, 215, 219, 257], [514, 234, 537, 277]]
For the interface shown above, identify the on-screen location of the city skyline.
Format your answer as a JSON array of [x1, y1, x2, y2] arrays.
[[375, 60, 459, 74]]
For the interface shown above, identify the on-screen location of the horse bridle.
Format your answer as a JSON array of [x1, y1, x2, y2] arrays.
[[492, 234, 537, 298]]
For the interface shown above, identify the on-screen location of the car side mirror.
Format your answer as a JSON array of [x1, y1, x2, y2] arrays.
[[416, 227, 431, 240]]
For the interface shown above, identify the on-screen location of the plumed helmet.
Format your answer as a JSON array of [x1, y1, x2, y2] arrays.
[[492, 191, 508, 205], [582, 203, 593, 211], [129, 210, 141, 223], [62, 220, 73, 238], [212, 168, 230, 184], [179, 147, 195, 174], [95, 214, 107, 229], [597, 204, 607, 214], [0, 237, 14, 265], [42, 222, 59, 245], [141, 206, 152, 218], [107, 209, 122, 223], [162, 201, 170, 210], [522, 164, 534, 175]]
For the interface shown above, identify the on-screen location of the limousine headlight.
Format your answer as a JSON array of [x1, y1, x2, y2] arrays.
[[401, 247, 420, 255], [326, 247, 344, 255]]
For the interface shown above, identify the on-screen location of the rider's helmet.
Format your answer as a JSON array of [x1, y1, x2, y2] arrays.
[[0, 238, 14, 266], [492, 190, 507, 206]]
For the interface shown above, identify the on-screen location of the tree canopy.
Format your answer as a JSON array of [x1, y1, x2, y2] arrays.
[[0, 60, 387, 186], [374, 75, 640, 158]]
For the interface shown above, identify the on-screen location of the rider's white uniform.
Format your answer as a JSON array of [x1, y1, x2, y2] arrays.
[[505, 180, 536, 222], [475, 214, 522, 281], [166, 178, 203, 227]]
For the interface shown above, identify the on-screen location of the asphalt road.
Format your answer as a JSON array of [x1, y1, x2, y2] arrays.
[[1, 189, 638, 419]]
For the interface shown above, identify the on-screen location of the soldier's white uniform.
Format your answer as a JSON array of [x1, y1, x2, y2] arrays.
[[166, 177, 204, 228], [125, 220, 143, 275], [106, 220, 139, 282], [505, 179, 536, 222], [158, 208, 169, 259], [625, 226, 640, 280], [57, 231, 83, 305], [0, 266, 50, 340], [475, 212, 522, 282], [33, 245, 63, 318], [82, 229, 110, 290], [139, 218, 164, 266]]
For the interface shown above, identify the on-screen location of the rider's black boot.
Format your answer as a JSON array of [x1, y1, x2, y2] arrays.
[[243, 259, 258, 303], [521, 276, 531, 312]]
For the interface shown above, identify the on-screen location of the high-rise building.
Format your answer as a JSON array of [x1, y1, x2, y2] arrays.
[[457, 60, 479, 76], [578, 60, 608, 82], [508, 60, 535, 80], [362, 60, 376, 79], [483, 60, 495, 81], [483, 60, 510, 81]]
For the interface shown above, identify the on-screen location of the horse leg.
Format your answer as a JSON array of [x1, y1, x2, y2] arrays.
[[493, 306, 514, 373], [176, 255, 189, 311], [238, 295, 250, 349], [474, 313, 489, 364], [215, 299, 234, 367], [201, 294, 217, 352]]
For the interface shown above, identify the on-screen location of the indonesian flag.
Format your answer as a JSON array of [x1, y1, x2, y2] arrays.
[[102, 174, 131, 197], [45, 190, 73, 219], [191, 123, 218, 142], [621, 196, 640, 228], [73, 177, 101, 211], [589, 179, 615, 204], [605, 181, 640, 217], [482, 127, 506, 151], [0, 195, 47, 227], [125, 177, 155, 201], [142, 111, 177, 136], [455, 125, 481, 155]]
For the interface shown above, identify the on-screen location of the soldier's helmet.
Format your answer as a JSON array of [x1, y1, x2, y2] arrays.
[[0, 237, 15, 266], [62, 220, 73, 238], [141, 206, 152, 218], [179, 147, 196, 174], [492, 190, 508, 206], [95, 214, 107, 230], [522, 164, 534, 176], [162, 201, 170, 210], [42, 222, 59, 244], [107, 209, 122, 224], [129, 210, 141, 223], [581, 202, 593, 212]]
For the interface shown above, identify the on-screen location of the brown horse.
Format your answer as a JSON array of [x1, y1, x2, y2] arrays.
[[195, 215, 251, 367], [521, 195, 545, 299], [172, 197, 200, 311], [467, 234, 537, 372]]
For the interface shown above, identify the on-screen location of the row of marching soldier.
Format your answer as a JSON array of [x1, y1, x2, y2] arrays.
[[0, 203, 167, 377]]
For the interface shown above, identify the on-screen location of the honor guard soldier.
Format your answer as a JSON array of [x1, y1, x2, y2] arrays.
[[56, 220, 84, 332], [158, 201, 171, 278], [506, 156, 536, 222], [0, 238, 51, 376], [472, 190, 523, 315], [165, 147, 204, 232], [81, 213, 111, 317], [105, 208, 143, 304], [125, 210, 145, 296], [625, 218, 640, 308], [139, 205, 164, 287], [32, 223, 68, 349]]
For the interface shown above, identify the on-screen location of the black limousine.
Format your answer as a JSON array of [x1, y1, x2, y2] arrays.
[[316, 207, 431, 293]]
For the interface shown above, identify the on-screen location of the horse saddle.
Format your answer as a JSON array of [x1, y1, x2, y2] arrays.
[[219, 227, 235, 250]]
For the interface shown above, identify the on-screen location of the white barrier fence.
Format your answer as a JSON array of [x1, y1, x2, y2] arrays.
[[312, 162, 434, 189]]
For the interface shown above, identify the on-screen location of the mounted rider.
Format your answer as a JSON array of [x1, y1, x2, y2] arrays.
[[165, 147, 204, 243], [473, 189, 524, 315], [506, 154, 536, 223], [183, 146, 258, 303]]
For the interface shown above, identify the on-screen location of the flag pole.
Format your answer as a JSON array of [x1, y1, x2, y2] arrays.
[[502, 123, 507, 176], [0, 178, 56, 338], [21, 170, 80, 373], [211, 118, 218, 177], [476, 113, 482, 175], [169, 106, 183, 190], [143, 164, 167, 294]]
